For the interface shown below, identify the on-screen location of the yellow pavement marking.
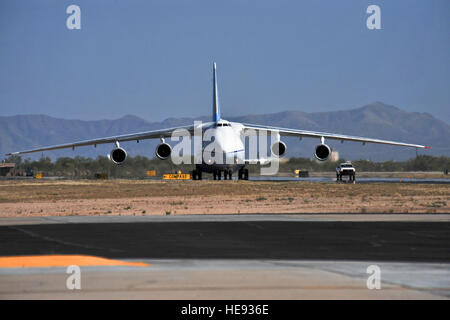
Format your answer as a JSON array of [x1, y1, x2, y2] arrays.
[[0, 255, 149, 268]]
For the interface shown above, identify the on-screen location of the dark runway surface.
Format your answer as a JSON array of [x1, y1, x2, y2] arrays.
[[1, 220, 449, 262]]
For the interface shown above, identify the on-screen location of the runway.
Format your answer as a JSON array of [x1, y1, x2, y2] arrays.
[[0, 215, 449, 262], [0, 214, 449, 299], [250, 176, 450, 184]]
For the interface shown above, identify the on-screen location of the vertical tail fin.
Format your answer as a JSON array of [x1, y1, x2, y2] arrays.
[[212, 62, 221, 122]]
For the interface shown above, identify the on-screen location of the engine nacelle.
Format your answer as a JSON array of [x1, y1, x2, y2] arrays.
[[314, 144, 331, 161], [109, 147, 127, 165], [155, 143, 172, 160], [271, 141, 287, 157]]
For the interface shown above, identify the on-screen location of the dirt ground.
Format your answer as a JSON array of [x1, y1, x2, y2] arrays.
[[0, 179, 448, 217]]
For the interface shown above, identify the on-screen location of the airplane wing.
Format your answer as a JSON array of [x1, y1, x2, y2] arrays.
[[242, 123, 430, 149], [6, 122, 214, 156]]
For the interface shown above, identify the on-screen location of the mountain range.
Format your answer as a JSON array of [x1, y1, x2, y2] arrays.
[[1, 102, 449, 161]]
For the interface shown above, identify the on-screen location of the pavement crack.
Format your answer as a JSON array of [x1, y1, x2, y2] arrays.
[[7, 226, 123, 253]]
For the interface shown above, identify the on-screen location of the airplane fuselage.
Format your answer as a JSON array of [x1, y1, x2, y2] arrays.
[[197, 120, 246, 173]]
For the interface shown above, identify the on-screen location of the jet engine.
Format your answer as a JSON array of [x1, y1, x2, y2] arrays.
[[155, 143, 172, 160], [109, 147, 127, 164], [271, 141, 287, 157], [314, 144, 331, 161]]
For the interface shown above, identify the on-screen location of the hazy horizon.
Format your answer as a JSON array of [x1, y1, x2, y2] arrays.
[[2, 101, 449, 127]]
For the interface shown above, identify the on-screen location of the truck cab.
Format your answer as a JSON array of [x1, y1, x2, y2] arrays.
[[336, 162, 356, 182]]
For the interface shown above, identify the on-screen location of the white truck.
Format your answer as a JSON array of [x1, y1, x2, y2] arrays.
[[336, 162, 356, 182]]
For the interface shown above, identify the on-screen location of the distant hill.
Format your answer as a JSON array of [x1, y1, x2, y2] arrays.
[[1, 102, 449, 161]]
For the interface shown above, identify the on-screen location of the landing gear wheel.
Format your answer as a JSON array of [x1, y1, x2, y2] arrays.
[[243, 169, 249, 180], [192, 170, 197, 180], [238, 168, 249, 180]]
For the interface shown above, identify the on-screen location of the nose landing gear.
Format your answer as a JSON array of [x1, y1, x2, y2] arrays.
[[193, 168, 247, 181], [212, 170, 233, 180]]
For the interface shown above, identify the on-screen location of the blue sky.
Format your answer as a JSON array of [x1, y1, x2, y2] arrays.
[[1, 0, 449, 123]]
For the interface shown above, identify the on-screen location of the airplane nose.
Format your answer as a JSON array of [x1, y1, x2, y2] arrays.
[[215, 136, 236, 154]]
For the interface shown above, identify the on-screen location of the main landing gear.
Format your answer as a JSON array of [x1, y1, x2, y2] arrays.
[[238, 168, 249, 180], [192, 169, 202, 180]]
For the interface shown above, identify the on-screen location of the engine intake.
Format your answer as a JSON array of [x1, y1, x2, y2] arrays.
[[314, 144, 331, 161], [109, 147, 127, 164], [271, 141, 287, 157], [156, 143, 172, 160]]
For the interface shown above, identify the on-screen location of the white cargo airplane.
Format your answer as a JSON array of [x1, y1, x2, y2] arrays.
[[6, 63, 429, 180]]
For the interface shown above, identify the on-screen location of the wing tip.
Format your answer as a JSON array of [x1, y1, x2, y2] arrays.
[[424, 146, 430, 149]]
